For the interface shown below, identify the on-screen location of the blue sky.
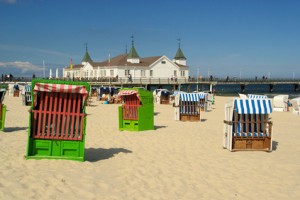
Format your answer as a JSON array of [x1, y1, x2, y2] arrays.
[[0, 0, 299, 78]]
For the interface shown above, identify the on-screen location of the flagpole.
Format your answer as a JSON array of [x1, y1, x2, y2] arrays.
[[43, 60, 45, 78], [109, 53, 111, 84]]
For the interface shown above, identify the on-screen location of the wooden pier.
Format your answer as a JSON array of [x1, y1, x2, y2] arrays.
[[1, 77, 300, 93]]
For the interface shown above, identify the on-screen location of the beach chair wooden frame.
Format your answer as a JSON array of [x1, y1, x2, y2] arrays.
[[118, 88, 154, 131], [0, 89, 6, 131], [26, 79, 90, 161], [223, 98, 273, 152]]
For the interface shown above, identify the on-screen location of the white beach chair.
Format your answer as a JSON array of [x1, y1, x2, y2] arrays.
[[273, 95, 289, 112], [238, 93, 248, 99], [291, 97, 300, 115]]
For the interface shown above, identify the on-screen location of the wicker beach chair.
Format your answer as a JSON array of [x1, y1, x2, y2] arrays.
[[156, 89, 171, 104], [118, 88, 154, 131], [291, 97, 300, 115], [223, 98, 273, 152], [21, 85, 32, 106], [26, 79, 90, 161], [273, 95, 289, 112], [174, 93, 206, 121], [0, 88, 6, 131]]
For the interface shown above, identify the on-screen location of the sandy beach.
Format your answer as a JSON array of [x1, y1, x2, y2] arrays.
[[1, 94, 300, 200]]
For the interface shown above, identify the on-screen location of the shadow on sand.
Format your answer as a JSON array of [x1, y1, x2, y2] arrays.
[[272, 141, 279, 151], [85, 148, 132, 162], [3, 127, 28, 132], [154, 125, 167, 130]]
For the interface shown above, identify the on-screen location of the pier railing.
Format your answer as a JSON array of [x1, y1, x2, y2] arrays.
[[1, 76, 300, 86]]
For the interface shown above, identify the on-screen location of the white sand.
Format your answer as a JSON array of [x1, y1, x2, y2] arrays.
[[1, 95, 300, 200]]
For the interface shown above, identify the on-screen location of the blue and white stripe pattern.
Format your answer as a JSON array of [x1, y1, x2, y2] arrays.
[[180, 93, 207, 102], [25, 85, 31, 92], [234, 99, 272, 114], [248, 94, 267, 99]]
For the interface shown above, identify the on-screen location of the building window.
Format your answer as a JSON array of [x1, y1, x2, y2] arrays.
[[110, 70, 114, 77], [174, 70, 177, 76], [150, 70, 153, 77], [181, 70, 185, 77], [161, 61, 166, 64], [125, 70, 130, 76], [101, 70, 106, 77], [141, 70, 145, 77]]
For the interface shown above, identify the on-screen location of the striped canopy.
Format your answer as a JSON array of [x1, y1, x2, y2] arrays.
[[34, 83, 88, 101], [248, 94, 267, 99], [118, 90, 140, 101], [234, 99, 272, 114], [118, 90, 139, 96], [180, 93, 207, 102]]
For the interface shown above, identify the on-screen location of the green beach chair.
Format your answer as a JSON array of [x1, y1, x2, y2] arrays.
[[118, 88, 154, 131], [0, 88, 6, 131], [26, 79, 90, 161]]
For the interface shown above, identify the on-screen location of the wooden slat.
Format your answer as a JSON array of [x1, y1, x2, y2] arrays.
[[51, 92, 58, 139], [75, 94, 82, 139], [36, 92, 44, 138], [61, 93, 68, 138], [46, 92, 53, 138], [41, 92, 49, 137]]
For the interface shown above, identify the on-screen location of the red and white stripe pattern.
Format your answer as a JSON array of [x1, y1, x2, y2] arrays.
[[118, 90, 139, 97], [34, 83, 88, 100]]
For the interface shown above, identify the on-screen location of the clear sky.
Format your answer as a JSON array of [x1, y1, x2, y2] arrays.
[[0, 0, 299, 79]]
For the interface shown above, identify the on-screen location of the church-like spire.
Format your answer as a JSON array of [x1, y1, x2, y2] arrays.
[[82, 42, 93, 63], [127, 35, 140, 59], [174, 38, 186, 60], [127, 35, 140, 63]]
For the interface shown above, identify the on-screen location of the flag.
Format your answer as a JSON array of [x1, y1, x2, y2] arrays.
[[70, 59, 73, 70]]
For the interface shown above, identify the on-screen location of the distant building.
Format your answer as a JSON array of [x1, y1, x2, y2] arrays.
[[63, 40, 189, 80]]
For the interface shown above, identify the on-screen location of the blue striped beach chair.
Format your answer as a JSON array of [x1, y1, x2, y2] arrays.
[[174, 93, 203, 121], [223, 98, 273, 151], [23, 85, 32, 106]]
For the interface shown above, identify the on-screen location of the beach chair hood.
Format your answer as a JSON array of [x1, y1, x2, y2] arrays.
[[179, 93, 207, 102], [33, 83, 88, 102], [118, 90, 140, 100], [234, 99, 272, 114]]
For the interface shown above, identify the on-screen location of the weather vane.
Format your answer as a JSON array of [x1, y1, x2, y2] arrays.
[[131, 35, 134, 47], [177, 38, 181, 48], [84, 42, 88, 51]]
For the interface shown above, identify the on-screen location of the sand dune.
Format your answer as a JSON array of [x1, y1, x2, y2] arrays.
[[1, 95, 300, 200]]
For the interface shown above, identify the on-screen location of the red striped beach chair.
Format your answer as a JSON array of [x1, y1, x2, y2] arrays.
[[26, 79, 90, 161]]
